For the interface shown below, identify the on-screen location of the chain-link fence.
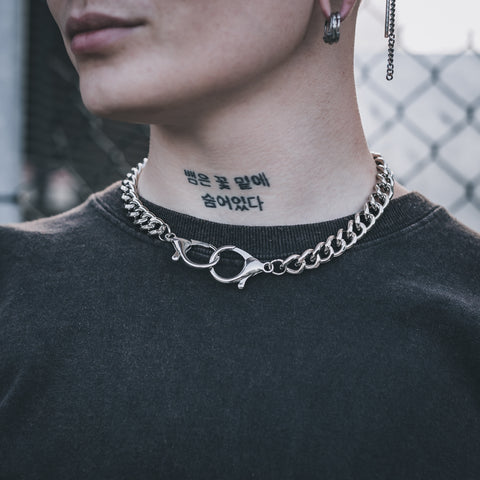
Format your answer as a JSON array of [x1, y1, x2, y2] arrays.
[[23, 0, 148, 221], [356, 0, 480, 231], [18, 0, 480, 231]]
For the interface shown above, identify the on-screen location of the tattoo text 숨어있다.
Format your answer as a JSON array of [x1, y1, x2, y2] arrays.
[[184, 169, 270, 213], [201, 194, 264, 211]]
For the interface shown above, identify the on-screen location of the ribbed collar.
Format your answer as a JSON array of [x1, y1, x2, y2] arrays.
[[94, 181, 442, 260]]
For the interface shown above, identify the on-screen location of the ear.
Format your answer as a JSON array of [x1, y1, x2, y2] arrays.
[[318, 0, 332, 19], [318, 0, 358, 20], [340, 0, 357, 20]]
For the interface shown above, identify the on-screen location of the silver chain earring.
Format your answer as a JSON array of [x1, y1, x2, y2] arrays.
[[323, 12, 341, 44], [385, 0, 396, 80]]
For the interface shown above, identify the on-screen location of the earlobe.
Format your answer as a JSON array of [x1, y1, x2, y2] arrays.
[[318, 0, 331, 20], [340, 0, 357, 20], [318, 0, 357, 20]]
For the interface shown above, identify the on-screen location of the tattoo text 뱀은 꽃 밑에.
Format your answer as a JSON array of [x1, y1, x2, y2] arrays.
[[184, 170, 270, 190]]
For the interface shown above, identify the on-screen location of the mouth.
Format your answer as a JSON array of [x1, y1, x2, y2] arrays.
[[66, 13, 145, 55]]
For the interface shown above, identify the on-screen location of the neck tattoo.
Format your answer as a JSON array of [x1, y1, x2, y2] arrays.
[[121, 153, 395, 289], [183, 168, 271, 213]]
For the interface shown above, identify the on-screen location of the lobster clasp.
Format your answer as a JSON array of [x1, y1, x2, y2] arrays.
[[208, 246, 267, 290], [169, 236, 219, 269]]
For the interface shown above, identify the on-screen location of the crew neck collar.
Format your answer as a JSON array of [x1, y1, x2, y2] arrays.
[[94, 181, 441, 260]]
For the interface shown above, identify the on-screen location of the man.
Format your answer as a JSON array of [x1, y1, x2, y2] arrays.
[[1, 1, 479, 477]]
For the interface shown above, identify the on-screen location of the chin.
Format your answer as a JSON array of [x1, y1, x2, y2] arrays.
[[79, 75, 115, 115], [79, 76, 147, 123], [81, 95, 116, 119], [80, 90, 185, 125], [79, 79, 213, 126], [80, 89, 162, 124], [76, 59, 253, 125], [81, 96, 131, 121]]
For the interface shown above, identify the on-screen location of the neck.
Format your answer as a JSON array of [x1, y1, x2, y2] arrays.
[[137, 17, 405, 226]]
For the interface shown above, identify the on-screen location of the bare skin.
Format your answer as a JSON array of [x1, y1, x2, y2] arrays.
[[47, 0, 409, 226]]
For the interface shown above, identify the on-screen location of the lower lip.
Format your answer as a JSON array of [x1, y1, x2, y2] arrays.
[[71, 26, 140, 55]]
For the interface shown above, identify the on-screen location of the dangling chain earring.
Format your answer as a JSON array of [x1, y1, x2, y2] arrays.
[[323, 12, 341, 44], [385, 0, 396, 81]]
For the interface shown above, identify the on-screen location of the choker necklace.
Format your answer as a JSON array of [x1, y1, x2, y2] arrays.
[[121, 154, 394, 289]]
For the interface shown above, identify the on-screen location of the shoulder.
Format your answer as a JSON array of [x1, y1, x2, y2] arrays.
[[0, 181, 143, 287], [392, 201, 480, 316], [359, 192, 480, 317], [0, 189, 118, 285], [429, 207, 480, 262], [1, 197, 94, 253], [385, 191, 480, 264], [0, 182, 126, 256], [437, 209, 480, 293], [0, 201, 86, 300]]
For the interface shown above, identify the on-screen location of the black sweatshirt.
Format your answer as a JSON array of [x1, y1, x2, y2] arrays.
[[1, 182, 479, 479]]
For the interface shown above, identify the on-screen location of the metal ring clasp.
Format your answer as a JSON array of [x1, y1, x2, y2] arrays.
[[169, 236, 220, 269], [209, 246, 267, 290]]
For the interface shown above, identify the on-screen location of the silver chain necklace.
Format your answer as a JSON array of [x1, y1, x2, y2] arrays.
[[121, 154, 395, 289]]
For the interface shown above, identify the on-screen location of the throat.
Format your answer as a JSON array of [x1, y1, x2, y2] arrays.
[[136, 151, 381, 226]]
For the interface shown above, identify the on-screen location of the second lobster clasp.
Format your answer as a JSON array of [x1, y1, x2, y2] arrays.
[[208, 246, 268, 290]]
